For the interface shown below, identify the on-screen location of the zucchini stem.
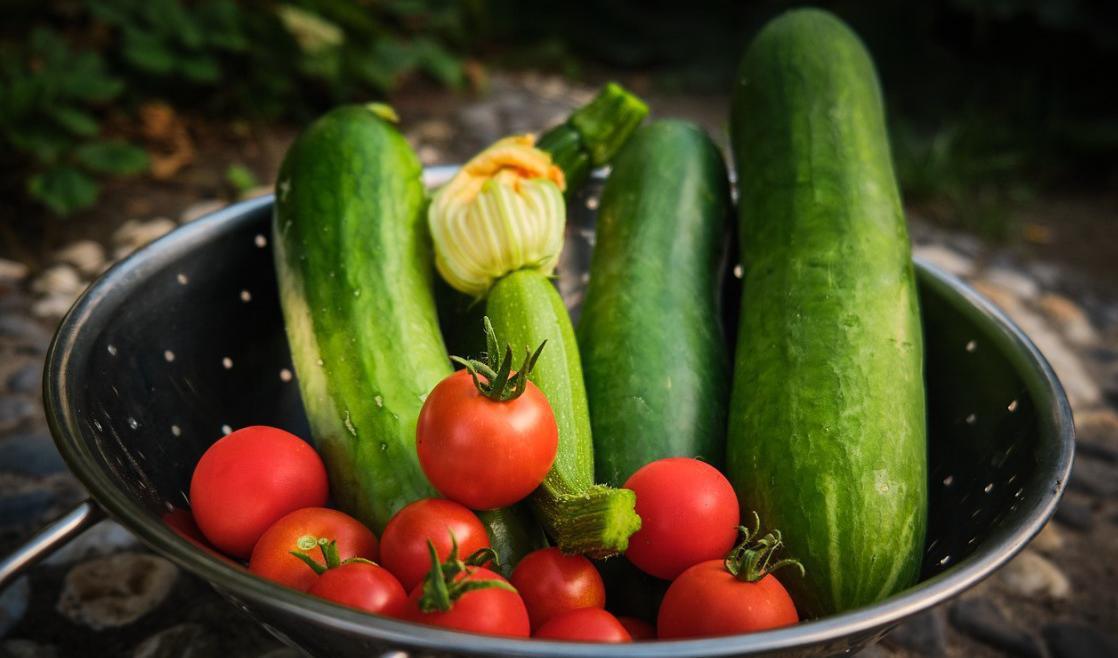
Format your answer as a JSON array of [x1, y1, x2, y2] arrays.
[[531, 482, 641, 559], [538, 82, 649, 191]]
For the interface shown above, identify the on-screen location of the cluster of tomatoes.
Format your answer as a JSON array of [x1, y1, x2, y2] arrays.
[[179, 423, 801, 642]]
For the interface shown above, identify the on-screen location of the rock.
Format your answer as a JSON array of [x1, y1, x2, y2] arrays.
[[914, 244, 974, 278], [112, 218, 177, 255], [0, 397, 35, 432], [1027, 261, 1063, 289], [996, 550, 1070, 599], [971, 280, 1018, 312], [852, 645, 893, 658], [29, 265, 82, 297], [30, 294, 77, 320], [1043, 622, 1118, 658], [44, 519, 139, 565], [985, 297, 1101, 409], [1075, 408, 1118, 451], [0, 259, 29, 283], [0, 316, 50, 353], [0, 490, 56, 526], [6, 363, 41, 395], [132, 623, 218, 658], [1055, 499, 1094, 531], [1069, 458, 1118, 496], [412, 118, 454, 142], [886, 607, 948, 655], [0, 432, 66, 476], [417, 145, 442, 164], [57, 552, 178, 630], [1037, 293, 1098, 346], [53, 240, 106, 277], [0, 639, 59, 658], [179, 199, 226, 224], [457, 104, 502, 146], [0, 577, 30, 637], [1076, 440, 1118, 463], [949, 597, 1041, 657], [1030, 521, 1065, 554], [982, 266, 1039, 300]]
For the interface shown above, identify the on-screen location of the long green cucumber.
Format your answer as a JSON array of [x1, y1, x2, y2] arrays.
[[578, 120, 732, 487], [273, 105, 543, 569], [727, 9, 927, 616], [486, 270, 640, 557]]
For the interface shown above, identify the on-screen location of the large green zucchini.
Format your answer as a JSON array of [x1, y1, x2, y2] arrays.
[[727, 9, 927, 616], [578, 120, 732, 487], [273, 105, 543, 569]]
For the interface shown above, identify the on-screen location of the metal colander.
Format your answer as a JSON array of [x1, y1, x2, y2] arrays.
[[0, 167, 1073, 657]]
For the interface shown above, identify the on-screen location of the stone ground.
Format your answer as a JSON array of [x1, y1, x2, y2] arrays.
[[1, 72, 1116, 657]]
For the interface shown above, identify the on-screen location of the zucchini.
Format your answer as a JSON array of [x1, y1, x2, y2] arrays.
[[486, 271, 639, 556], [727, 9, 927, 616], [274, 104, 438, 532], [578, 120, 732, 486], [427, 85, 647, 556], [273, 105, 544, 570]]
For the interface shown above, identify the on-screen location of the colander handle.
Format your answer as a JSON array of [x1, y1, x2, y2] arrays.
[[0, 499, 104, 590]]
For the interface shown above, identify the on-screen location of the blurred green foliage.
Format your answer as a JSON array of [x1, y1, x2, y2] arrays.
[[1, 0, 479, 216], [2, 0, 1114, 234], [0, 29, 149, 215]]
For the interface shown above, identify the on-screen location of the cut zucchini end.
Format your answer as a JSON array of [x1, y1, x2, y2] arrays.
[[535, 484, 641, 559]]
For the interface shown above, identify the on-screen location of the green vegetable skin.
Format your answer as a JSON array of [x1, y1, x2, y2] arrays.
[[456, 84, 647, 557], [272, 105, 542, 569], [727, 9, 928, 617], [578, 120, 732, 486], [487, 271, 638, 556]]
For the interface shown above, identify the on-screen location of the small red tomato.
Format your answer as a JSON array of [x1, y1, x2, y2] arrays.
[[405, 566, 530, 637], [510, 548, 605, 630], [308, 562, 407, 617], [417, 361, 558, 510], [380, 498, 491, 592], [617, 616, 656, 640], [249, 507, 378, 592], [534, 608, 631, 643], [190, 426, 328, 558], [623, 458, 739, 580], [657, 560, 799, 638]]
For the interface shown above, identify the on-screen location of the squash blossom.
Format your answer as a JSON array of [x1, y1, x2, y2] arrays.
[[428, 135, 567, 297]]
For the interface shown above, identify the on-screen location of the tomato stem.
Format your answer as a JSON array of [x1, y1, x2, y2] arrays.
[[724, 512, 805, 583], [290, 538, 376, 576], [417, 534, 517, 613], [450, 316, 546, 402]]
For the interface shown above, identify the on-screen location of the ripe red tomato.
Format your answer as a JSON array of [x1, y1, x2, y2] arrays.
[[404, 566, 530, 637], [656, 559, 799, 638], [308, 562, 407, 617], [617, 616, 656, 640], [623, 457, 739, 579], [379, 498, 491, 592], [249, 507, 378, 592], [534, 608, 631, 642], [190, 425, 328, 558], [416, 369, 557, 510], [510, 548, 605, 630]]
